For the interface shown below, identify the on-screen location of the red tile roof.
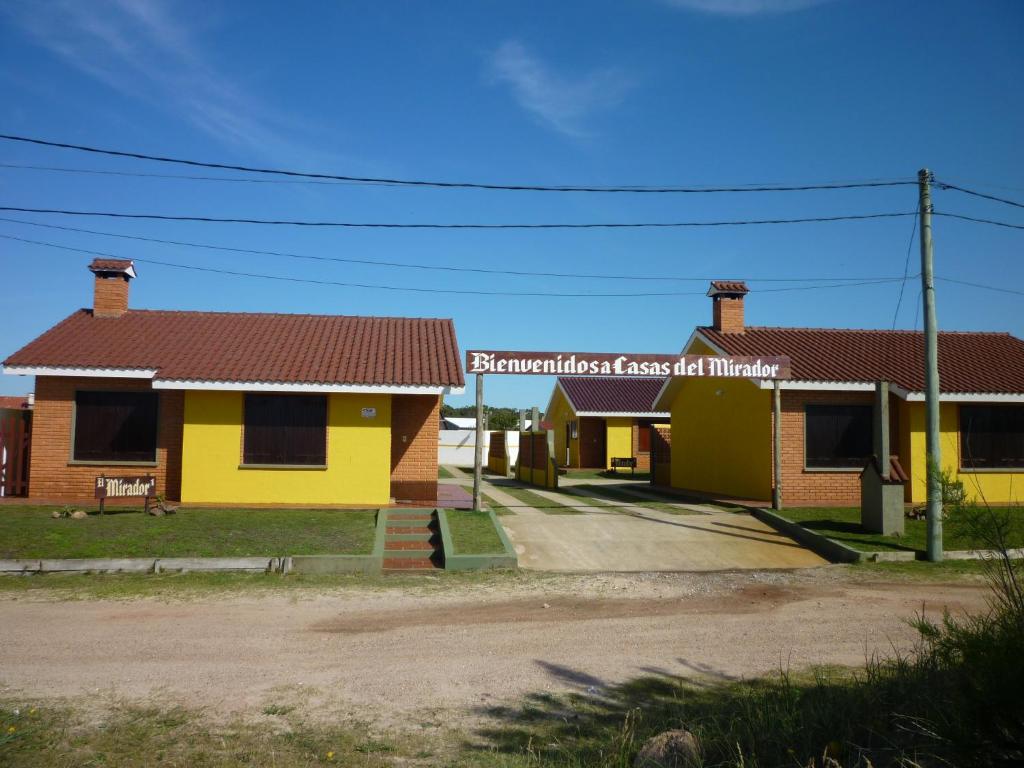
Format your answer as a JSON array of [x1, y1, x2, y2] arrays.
[[558, 377, 668, 414], [707, 280, 749, 296], [88, 258, 134, 273], [4, 310, 464, 388], [698, 326, 1024, 394]]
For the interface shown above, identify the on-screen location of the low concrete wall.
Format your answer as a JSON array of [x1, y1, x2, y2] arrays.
[[291, 508, 388, 574], [1, 510, 390, 576], [751, 508, 1024, 564], [0, 557, 280, 574], [437, 508, 518, 570], [440, 429, 520, 468], [750, 508, 864, 563]]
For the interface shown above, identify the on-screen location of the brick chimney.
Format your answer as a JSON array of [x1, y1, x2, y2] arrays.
[[708, 280, 749, 334], [88, 258, 136, 317]]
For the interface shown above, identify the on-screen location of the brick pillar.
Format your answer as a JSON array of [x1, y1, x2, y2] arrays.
[[390, 394, 440, 503]]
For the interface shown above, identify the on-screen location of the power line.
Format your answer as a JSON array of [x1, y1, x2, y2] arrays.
[[0, 205, 917, 229], [0, 216, 907, 285], [0, 232, 910, 298], [892, 211, 918, 329], [936, 176, 1024, 196], [933, 211, 1024, 230], [935, 276, 1024, 297], [0, 133, 916, 193], [936, 181, 1024, 211], [0, 162, 400, 187]]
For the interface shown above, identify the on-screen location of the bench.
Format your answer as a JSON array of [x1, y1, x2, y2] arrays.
[[609, 457, 637, 475]]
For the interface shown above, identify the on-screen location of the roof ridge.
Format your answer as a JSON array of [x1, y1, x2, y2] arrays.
[[699, 325, 1015, 337], [121, 308, 456, 322]]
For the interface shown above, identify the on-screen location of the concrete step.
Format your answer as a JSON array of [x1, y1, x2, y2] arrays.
[[385, 514, 430, 528], [383, 557, 438, 570], [384, 540, 436, 552], [386, 533, 437, 544]]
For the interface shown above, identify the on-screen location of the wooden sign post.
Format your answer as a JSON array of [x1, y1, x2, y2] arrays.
[[95, 475, 157, 514]]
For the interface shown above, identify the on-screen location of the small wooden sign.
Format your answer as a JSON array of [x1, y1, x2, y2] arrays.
[[94, 475, 157, 514]]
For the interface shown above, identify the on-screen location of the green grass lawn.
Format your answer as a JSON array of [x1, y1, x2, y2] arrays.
[[0, 506, 377, 559], [487, 484, 580, 514], [562, 468, 652, 482], [438, 466, 456, 479], [781, 506, 1024, 553], [445, 511, 506, 554], [568, 483, 703, 515]]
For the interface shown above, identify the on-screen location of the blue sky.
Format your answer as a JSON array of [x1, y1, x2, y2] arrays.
[[0, 0, 1022, 408]]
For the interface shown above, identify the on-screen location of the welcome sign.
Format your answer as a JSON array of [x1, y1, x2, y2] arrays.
[[465, 351, 791, 379]]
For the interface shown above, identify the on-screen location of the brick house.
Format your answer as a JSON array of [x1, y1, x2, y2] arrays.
[[545, 377, 669, 471], [2, 259, 465, 506], [655, 280, 1024, 506]]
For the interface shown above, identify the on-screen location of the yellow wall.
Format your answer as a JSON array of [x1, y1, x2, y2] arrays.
[[668, 339, 772, 500], [903, 401, 1024, 505], [604, 417, 634, 469], [545, 386, 579, 467], [180, 391, 392, 505]]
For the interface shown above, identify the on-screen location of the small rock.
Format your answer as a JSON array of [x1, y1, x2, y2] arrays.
[[70, 510, 88, 520], [542, 603, 551, 609], [51, 511, 62, 519], [148, 507, 165, 516], [634, 729, 700, 768]]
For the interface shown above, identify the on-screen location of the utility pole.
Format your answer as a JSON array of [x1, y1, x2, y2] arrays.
[[473, 374, 483, 512], [772, 380, 782, 510], [919, 168, 943, 562]]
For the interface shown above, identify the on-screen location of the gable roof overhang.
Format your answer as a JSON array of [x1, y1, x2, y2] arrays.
[[2, 365, 465, 395], [653, 328, 726, 410]]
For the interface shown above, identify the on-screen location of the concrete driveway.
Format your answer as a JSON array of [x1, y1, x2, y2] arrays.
[[501, 507, 827, 571], [440, 468, 826, 572]]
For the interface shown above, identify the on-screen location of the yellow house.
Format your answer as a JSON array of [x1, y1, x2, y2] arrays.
[[654, 280, 1024, 506], [545, 377, 669, 471], [3, 258, 466, 506]]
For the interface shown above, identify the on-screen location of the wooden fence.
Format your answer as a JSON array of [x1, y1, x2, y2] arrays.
[[0, 411, 31, 497]]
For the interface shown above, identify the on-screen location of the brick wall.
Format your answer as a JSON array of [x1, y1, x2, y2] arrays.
[[389, 394, 439, 503], [776, 390, 882, 506], [712, 296, 745, 333], [651, 424, 672, 487], [29, 376, 184, 501], [92, 275, 130, 317], [630, 422, 653, 471]]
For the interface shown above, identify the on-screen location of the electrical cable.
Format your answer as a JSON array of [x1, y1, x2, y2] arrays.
[[934, 276, 1024, 297], [0, 232, 910, 299], [0, 133, 916, 193], [936, 181, 1024, 211], [0, 205, 918, 229], [892, 211, 918, 329], [933, 211, 1024, 230], [0, 216, 907, 285], [0, 162, 402, 186]]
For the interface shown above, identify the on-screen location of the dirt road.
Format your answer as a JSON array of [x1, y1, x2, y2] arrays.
[[0, 570, 987, 729]]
